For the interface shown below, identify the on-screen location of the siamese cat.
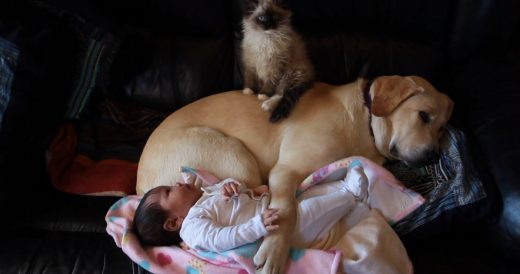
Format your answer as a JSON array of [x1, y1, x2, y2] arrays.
[[241, 0, 315, 122]]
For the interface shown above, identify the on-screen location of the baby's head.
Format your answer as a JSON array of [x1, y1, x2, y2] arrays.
[[133, 183, 202, 246]]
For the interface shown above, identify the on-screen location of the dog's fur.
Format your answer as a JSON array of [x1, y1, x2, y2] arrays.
[[136, 75, 453, 274]]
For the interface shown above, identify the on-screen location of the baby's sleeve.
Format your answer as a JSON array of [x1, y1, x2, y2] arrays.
[[180, 207, 267, 252]]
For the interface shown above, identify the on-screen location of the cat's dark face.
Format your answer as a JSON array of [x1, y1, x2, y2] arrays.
[[243, 0, 291, 30]]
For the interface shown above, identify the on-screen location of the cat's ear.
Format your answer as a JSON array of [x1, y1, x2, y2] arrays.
[[243, 0, 259, 15], [273, 0, 290, 9]]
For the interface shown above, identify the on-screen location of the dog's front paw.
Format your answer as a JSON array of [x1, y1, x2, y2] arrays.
[[243, 88, 255, 95], [254, 234, 289, 274]]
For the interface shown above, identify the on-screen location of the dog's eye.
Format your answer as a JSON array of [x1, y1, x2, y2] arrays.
[[419, 111, 431, 123]]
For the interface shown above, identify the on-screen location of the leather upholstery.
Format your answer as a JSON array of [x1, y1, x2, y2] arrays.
[[448, 56, 520, 257], [1, 0, 519, 273]]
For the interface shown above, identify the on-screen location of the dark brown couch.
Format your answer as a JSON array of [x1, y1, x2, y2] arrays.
[[1, 0, 519, 273]]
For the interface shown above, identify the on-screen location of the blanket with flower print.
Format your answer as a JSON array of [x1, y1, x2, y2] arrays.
[[106, 195, 342, 274], [106, 157, 422, 274]]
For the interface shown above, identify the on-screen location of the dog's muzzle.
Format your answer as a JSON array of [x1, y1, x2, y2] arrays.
[[391, 145, 440, 168]]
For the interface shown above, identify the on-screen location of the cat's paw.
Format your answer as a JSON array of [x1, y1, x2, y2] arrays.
[[257, 94, 269, 101], [261, 95, 282, 112], [243, 88, 255, 95]]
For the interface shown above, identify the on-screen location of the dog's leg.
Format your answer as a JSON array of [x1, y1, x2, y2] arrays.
[[254, 164, 302, 274], [136, 127, 263, 194]]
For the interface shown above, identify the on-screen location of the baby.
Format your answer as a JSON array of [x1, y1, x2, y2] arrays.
[[133, 166, 369, 251]]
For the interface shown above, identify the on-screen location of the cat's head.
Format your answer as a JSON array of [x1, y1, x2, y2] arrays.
[[243, 0, 292, 30]]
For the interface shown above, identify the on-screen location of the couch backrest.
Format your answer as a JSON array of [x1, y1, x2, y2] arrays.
[[231, 0, 455, 87], [92, 0, 237, 112], [16, 0, 514, 112], [449, 0, 520, 64]]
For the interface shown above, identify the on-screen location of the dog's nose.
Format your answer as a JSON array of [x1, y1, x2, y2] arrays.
[[389, 145, 400, 159], [406, 149, 439, 168], [423, 149, 439, 165]]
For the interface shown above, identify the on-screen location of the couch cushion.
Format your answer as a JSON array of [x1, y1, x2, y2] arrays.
[[0, 230, 138, 273]]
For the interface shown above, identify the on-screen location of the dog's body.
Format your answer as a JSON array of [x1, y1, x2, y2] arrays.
[[136, 76, 453, 274]]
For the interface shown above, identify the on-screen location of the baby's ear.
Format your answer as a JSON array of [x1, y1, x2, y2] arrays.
[[163, 217, 182, 231]]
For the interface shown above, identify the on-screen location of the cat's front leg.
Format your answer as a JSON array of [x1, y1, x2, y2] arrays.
[[261, 95, 282, 112], [259, 80, 281, 112], [243, 68, 259, 95], [259, 80, 275, 98]]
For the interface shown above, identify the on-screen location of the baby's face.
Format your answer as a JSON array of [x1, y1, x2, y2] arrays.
[[149, 183, 202, 222]]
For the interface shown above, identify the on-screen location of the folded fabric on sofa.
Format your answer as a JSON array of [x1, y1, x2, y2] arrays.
[[46, 122, 138, 196], [387, 125, 487, 236], [0, 38, 18, 130]]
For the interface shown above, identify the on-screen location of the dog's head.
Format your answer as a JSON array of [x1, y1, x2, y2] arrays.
[[369, 75, 454, 167]]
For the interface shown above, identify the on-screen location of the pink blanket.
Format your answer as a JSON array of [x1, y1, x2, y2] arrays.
[[106, 195, 341, 274], [106, 156, 423, 274]]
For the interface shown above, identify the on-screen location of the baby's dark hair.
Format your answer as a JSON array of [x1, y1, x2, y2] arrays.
[[133, 187, 182, 246]]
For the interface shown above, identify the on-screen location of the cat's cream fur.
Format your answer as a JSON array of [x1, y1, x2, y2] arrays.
[[241, 0, 314, 122]]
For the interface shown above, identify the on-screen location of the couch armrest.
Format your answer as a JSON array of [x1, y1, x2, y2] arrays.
[[447, 55, 520, 258], [9, 189, 122, 233], [0, 149, 121, 233]]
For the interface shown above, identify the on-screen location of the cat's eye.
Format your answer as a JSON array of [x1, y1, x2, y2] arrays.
[[258, 15, 267, 22], [419, 111, 431, 123]]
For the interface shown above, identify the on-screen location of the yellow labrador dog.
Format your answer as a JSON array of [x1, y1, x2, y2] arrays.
[[136, 75, 453, 274]]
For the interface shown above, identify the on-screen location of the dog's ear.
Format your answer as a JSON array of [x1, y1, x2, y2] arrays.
[[371, 76, 424, 117]]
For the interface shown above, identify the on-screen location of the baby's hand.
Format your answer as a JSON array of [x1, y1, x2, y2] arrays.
[[221, 180, 241, 198], [262, 208, 279, 232], [253, 185, 269, 195]]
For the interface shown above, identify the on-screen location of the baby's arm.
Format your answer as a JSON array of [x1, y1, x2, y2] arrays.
[[219, 179, 244, 197], [216, 179, 269, 198], [180, 208, 271, 252], [202, 178, 245, 197]]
